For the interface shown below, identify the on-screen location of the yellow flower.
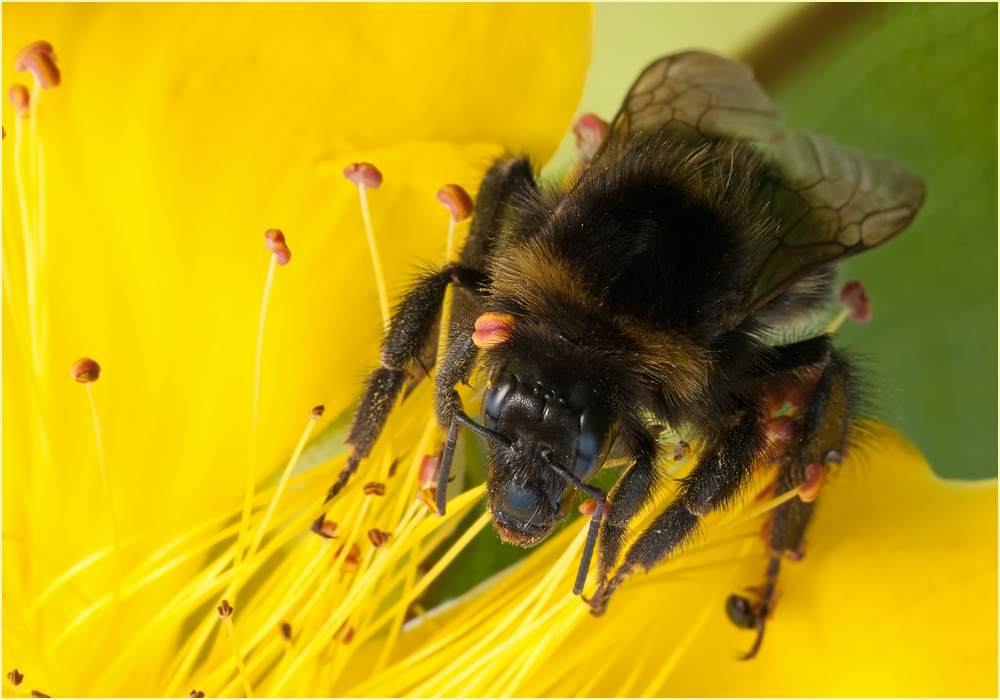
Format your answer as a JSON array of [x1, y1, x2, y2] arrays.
[[3, 4, 589, 696], [4, 5, 996, 699]]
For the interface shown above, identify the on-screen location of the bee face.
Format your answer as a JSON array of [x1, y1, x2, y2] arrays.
[[482, 356, 616, 546]]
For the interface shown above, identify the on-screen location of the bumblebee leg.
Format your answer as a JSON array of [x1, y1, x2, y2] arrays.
[[310, 264, 484, 535], [587, 438, 660, 610], [733, 347, 857, 658], [592, 404, 768, 615], [459, 156, 536, 270]]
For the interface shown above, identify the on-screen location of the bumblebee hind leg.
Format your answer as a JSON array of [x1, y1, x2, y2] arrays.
[[731, 346, 857, 659]]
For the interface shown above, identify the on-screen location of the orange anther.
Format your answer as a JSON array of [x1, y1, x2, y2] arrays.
[[8, 85, 30, 118], [343, 162, 383, 190], [317, 520, 339, 539], [15, 41, 60, 90], [264, 228, 291, 266], [189, 691, 206, 698], [573, 113, 609, 162], [473, 312, 515, 349], [839, 280, 871, 323], [7, 670, 24, 688], [579, 499, 597, 517], [367, 528, 392, 549], [279, 621, 292, 642], [362, 482, 386, 496], [310, 404, 325, 419], [798, 463, 826, 503], [419, 454, 440, 489], [672, 440, 690, 461], [217, 599, 234, 619], [437, 184, 474, 222], [70, 357, 101, 383]]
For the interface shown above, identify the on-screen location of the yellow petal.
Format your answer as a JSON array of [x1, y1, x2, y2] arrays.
[[2, 5, 590, 694]]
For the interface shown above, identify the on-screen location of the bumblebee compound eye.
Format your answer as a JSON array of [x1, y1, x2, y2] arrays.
[[491, 481, 557, 546], [572, 405, 616, 481], [482, 370, 517, 431]]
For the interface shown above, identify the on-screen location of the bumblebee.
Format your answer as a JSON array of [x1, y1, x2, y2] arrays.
[[312, 51, 923, 657]]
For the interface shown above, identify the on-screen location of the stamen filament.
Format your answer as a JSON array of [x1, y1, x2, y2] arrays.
[[824, 307, 849, 333], [223, 615, 254, 698], [241, 411, 320, 577], [358, 184, 390, 333], [84, 382, 121, 602], [236, 253, 278, 576]]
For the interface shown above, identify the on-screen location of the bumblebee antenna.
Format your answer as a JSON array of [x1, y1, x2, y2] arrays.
[[437, 410, 512, 516], [543, 454, 608, 596]]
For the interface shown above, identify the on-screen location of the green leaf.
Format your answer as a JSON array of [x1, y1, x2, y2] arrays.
[[775, 3, 997, 479]]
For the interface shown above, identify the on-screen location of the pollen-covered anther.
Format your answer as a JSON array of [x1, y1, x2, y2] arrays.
[[473, 312, 515, 349], [343, 162, 383, 190], [336, 620, 356, 645], [419, 454, 440, 489], [15, 41, 60, 90], [362, 481, 386, 496], [217, 599, 234, 619], [70, 357, 101, 383], [188, 691, 205, 699], [798, 463, 826, 503], [264, 228, 292, 266], [7, 670, 23, 688], [367, 528, 392, 548], [579, 499, 597, 516], [316, 519, 339, 539], [839, 280, 872, 323], [333, 543, 362, 573], [8, 85, 30, 119], [418, 487, 438, 514], [30, 691, 50, 698], [437, 184, 474, 222], [672, 440, 690, 461], [573, 113, 610, 162], [388, 458, 400, 478], [279, 621, 292, 642], [310, 404, 325, 419]]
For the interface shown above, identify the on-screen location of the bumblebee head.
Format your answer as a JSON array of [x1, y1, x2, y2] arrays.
[[481, 355, 617, 547]]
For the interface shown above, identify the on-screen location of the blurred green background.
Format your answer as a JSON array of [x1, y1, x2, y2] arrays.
[[419, 2, 998, 607]]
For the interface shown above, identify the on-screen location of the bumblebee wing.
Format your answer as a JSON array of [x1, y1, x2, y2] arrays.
[[588, 51, 783, 169], [738, 132, 925, 319]]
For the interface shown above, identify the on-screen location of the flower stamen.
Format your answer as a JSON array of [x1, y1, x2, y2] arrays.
[[435, 183, 473, 364], [71, 357, 122, 602], [236, 229, 292, 577], [344, 162, 390, 333], [217, 599, 254, 698], [241, 404, 325, 580]]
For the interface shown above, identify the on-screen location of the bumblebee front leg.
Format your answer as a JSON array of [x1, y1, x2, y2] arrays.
[[311, 264, 485, 535], [591, 404, 768, 615], [730, 347, 857, 658]]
